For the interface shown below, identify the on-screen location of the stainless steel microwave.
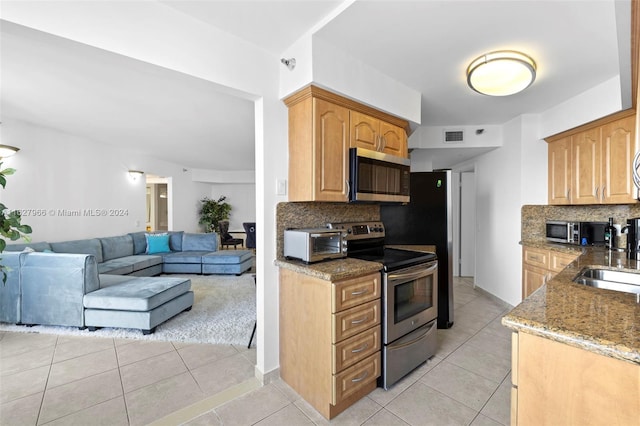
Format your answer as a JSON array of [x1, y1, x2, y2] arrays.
[[283, 228, 347, 263], [349, 148, 410, 203], [546, 221, 607, 245]]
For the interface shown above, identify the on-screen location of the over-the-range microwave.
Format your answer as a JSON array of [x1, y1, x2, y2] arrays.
[[349, 148, 410, 203]]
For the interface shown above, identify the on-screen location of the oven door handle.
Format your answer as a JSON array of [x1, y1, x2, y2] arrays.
[[387, 261, 437, 282]]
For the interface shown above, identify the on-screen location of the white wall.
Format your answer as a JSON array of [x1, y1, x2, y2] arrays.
[[0, 118, 212, 242], [473, 116, 524, 306], [540, 76, 623, 138], [210, 183, 257, 232]]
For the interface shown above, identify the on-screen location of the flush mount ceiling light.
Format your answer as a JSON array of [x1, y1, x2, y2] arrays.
[[466, 50, 537, 96], [0, 144, 20, 158]]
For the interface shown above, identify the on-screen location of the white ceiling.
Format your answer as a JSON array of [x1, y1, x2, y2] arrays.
[[0, 0, 630, 171]]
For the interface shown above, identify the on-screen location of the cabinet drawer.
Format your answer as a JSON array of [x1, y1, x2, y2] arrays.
[[332, 273, 381, 312], [332, 352, 380, 406], [522, 247, 548, 268], [333, 300, 380, 343], [549, 251, 579, 272], [333, 325, 381, 374]]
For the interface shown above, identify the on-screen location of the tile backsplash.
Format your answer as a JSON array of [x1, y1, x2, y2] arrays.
[[522, 204, 640, 242]]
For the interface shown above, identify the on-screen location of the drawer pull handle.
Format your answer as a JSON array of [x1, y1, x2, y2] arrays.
[[351, 343, 369, 354], [351, 317, 368, 325], [351, 289, 368, 296], [351, 371, 369, 383]]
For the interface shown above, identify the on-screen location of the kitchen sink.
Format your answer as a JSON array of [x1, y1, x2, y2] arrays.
[[573, 268, 640, 301]]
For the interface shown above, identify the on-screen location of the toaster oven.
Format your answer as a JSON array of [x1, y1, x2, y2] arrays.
[[284, 228, 347, 263]]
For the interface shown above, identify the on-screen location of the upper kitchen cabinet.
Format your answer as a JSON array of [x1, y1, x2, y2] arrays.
[[287, 95, 350, 202], [284, 85, 410, 202], [350, 111, 408, 158], [546, 110, 637, 205]]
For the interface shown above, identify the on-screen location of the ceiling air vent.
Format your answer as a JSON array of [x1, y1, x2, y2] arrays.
[[444, 130, 464, 143]]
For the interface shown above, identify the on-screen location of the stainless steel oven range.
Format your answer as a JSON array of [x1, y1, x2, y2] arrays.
[[328, 221, 438, 389]]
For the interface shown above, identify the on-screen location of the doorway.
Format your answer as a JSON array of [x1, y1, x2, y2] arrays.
[[146, 175, 171, 232]]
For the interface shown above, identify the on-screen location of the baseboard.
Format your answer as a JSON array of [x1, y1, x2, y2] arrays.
[[255, 365, 280, 385]]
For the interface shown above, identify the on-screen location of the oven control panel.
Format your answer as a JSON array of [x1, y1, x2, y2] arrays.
[[327, 221, 385, 241]]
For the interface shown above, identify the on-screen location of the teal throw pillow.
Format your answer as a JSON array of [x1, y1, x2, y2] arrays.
[[145, 233, 170, 254]]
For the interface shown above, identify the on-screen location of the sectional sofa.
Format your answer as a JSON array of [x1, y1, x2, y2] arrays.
[[0, 231, 254, 334]]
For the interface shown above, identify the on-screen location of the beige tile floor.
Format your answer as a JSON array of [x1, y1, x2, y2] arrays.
[[0, 277, 513, 425]]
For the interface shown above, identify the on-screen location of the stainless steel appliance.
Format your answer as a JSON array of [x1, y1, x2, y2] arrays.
[[380, 170, 454, 329], [624, 217, 640, 259], [328, 221, 438, 390], [545, 220, 608, 245], [348, 148, 411, 203], [283, 228, 347, 263]]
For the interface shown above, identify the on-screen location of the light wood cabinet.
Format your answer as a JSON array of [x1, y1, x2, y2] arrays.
[[521, 246, 579, 299], [279, 269, 382, 419], [287, 96, 350, 202], [546, 111, 637, 205], [511, 332, 640, 425], [284, 85, 410, 202], [547, 136, 572, 205], [350, 111, 408, 157]]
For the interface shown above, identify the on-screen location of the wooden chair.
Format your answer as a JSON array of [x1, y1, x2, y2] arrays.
[[219, 220, 243, 249]]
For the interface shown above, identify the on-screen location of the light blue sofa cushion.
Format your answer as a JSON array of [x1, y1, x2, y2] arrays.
[[84, 291, 194, 331], [98, 260, 135, 275], [98, 255, 163, 275], [128, 232, 147, 255], [202, 250, 253, 265], [162, 251, 209, 264], [99, 235, 134, 261], [0, 252, 28, 323], [168, 231, 183, 251], [50, 238, 103, 263], [182, 233, 217, 252], [20, 253, 100, 327], [84, 276, 191, 311], [3, 242, 52, 252]]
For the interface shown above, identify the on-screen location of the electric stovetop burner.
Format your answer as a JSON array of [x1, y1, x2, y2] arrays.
[[350, 247, 437, 272], [327, 221, 437, 272]]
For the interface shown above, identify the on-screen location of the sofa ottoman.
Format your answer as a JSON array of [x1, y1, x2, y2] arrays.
[[202, 250, 253, 275], [84, 275, 194, 334]]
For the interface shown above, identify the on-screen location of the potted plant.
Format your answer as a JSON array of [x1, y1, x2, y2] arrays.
[[0, 161, 32, 283], [198, 196, 231, 234]]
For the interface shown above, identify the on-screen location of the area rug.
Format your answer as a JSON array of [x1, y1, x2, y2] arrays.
[[0, 274, 257, 346]]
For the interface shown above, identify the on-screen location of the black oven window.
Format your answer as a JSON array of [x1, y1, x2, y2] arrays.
[[394, 276, 434, 323]]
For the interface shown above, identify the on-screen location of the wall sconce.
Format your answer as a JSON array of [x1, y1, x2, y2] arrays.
[[128, 170, 144, 181], [0, 144, 20, 158], [467, 50, 537, 96]]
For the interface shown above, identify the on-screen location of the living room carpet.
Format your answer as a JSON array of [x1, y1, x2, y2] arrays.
[[0, 274, 257, 346]]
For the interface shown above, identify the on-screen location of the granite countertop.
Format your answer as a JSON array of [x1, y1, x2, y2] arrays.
[[274, 257, 383, 282], [503, 242, 640, 365], [274, 244, 435, 281]]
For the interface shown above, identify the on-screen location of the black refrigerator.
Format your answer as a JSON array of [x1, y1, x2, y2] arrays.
[[381, 170, 454, 329]]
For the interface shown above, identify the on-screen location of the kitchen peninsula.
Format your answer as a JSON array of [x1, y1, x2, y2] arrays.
[[503, 205, 640, 425]]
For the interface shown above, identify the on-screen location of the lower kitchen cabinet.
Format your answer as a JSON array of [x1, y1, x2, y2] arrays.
[[279, 269, 381, 419], [511, 332, 640, 425], [521, 246, 579, 298]]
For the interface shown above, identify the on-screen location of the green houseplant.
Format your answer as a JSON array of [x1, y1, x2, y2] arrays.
[[198, 196, 231, 233], [0, 162, 32, 283]]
